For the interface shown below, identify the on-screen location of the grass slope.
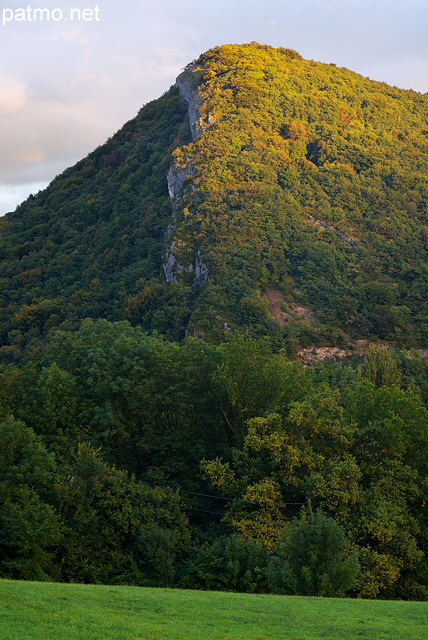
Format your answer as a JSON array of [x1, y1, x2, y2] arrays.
[[1, 580, 427, 640]]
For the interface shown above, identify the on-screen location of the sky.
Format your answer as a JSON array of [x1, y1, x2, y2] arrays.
[[1, 0, 427, 216]]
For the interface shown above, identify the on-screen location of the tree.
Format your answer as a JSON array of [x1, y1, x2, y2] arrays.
[[55, 442, 191, 585], [180, 534, 270, 593], [215, 333, 308, 445], [342, 378, 428, 598], [0, 417, 61, 581], [203, 385, 357, 550], [364, 344, 401, 388], [270, 510, 360, 597]]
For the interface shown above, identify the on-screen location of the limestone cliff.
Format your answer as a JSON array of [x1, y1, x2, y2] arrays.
[[175, 69, 203, 141], [163, 67, 210, 286]]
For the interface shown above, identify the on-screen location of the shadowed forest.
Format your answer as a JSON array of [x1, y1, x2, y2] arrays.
[[0, 43, 427, 600]]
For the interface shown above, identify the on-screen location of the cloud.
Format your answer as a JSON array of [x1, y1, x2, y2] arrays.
[[1, 0, 428, 216], [0, 75, 27, 115], [0, 95, 118, 176], [0, 182, 48, 216]]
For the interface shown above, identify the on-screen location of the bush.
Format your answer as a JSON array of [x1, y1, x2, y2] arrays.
[[270, 510, 360, 597], [180, 534, 270, 593]]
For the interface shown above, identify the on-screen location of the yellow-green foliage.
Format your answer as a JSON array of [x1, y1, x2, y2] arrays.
[[169, 42, 428, 346], [0, 43, 427, 354]]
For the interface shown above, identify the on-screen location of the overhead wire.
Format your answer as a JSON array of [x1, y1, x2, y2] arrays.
[[0, 433, 308, 511]]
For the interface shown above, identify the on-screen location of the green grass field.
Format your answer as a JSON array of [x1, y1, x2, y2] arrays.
[[0, 579, 426, 640]]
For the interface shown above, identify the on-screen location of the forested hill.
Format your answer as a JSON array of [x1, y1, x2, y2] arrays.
[[1, 42, 427, 359], [0, 86, 191, 360], [166, 43, 428, 348], [1, 43, 428, 600]]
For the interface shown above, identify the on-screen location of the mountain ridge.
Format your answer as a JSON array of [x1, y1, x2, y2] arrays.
[[160, 43, 427, 346], [0, 42, 427, 360], [1, 44, 428, 600]]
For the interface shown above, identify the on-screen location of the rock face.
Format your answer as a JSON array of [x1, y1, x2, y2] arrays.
[[194, 251, 211, 286], [163, 68, 210, 286], [167, 164, 193, 200], [163, 238, 181, 284], [308, 216, 357, 248], [175, 70, 203, 140], [297, 346, 354, 364]]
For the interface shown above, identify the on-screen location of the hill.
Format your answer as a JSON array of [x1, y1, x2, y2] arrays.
[[0, 86, 191, 360], [0, 44, 427, 600], [165, 44, 428, 349], [0, 42, 427, 361]]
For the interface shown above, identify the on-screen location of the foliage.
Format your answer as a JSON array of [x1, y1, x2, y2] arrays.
[[166, 43, 428, 346], [269, 510, 360, 597], [179, 534, 270, 593], [0, 417, 61, 581], [364, 344, 402, 388], [0, 316, 427, 597], [0, 43, 427, 356], [0, 44, 427, 598], [0, 86, 191, 360], [55, 443, 190, 586]]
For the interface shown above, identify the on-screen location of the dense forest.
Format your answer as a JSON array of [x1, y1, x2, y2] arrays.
[[0, 43, 427, 600]]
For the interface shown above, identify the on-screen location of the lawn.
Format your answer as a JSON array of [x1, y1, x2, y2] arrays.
[[0, 579, 426, 640]]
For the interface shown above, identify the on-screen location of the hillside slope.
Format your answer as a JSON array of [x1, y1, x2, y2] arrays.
[[0, 87, 191, 359], [1, 43, 427, 360], [165, 43, 428, 347], [1, 47, 428, 597]]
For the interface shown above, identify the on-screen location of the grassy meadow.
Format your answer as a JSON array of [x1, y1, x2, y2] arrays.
[[0, 579, 427, 640]]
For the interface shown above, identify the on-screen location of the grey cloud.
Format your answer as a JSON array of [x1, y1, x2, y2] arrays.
[[1, 0, 427, 215]]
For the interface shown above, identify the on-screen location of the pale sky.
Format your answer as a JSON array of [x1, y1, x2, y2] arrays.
[[1, 0, 427, 215]]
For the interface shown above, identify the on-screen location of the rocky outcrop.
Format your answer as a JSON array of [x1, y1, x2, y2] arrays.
[[298, 345, 428, 364], [167, 164, 193, 200], [298, 346, 354, 363], [194, 250, 211, 286], [308, 216, 357, 248], [163, 238, 194, 283], [176, 70, 203, 140], [163, 239, 180, 284], [163, 242, 210, 286], [163, 163, 189, 283], [163, 68, 210, 286]]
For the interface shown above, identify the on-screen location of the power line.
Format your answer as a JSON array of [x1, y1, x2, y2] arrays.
[[0, 433, 307, 510], [187, 507, 224, 516]]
